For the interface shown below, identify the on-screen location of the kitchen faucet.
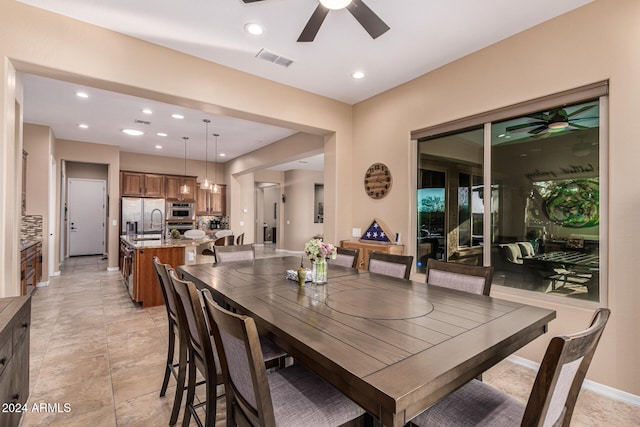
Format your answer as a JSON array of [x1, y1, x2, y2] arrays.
[[150, 208, 164, 236]]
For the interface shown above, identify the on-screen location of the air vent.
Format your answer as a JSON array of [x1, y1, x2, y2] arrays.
[[134, 119, 151, 125], [256, 49, 293, 67]]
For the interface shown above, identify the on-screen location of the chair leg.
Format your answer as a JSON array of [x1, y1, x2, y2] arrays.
[[160, 321, 176, 397], [204, 381, 217, 427], [170, 338, 188, 426], [181, 352, 196, 427]]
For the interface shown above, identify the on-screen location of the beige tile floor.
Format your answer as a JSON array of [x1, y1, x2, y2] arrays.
[[18, 246, 640, 426]]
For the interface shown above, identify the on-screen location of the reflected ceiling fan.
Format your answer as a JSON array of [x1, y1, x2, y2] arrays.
[[242, 0, 390, 42], [506, 105, 598, 136]]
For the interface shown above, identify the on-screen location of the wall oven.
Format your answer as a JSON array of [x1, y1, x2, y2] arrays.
[[167, 202, 194, 220], [166, 221, 194, 235]]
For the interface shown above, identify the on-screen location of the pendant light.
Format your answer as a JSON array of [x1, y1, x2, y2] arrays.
[[179, 136, 191, 198], [212, 133, 220, 193], [201, 119, 212, 190]]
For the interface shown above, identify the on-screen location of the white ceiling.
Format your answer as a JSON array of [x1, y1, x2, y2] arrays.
[[18, 0, 592, 169]]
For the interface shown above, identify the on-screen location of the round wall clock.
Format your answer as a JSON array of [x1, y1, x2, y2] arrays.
[[364, 163, 392, 199]]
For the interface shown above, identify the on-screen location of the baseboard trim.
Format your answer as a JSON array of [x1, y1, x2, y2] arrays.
[[106, 267, 119, 272], [50, 271, 60, 277], [35, 281, 49, 287], [507, 355, 640, 407]]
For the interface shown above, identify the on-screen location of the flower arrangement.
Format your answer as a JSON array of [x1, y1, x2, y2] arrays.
[[304, 239, 337, 263]]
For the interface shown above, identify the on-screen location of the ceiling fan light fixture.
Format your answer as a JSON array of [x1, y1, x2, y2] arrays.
[[319, 0, 351, 10], [548, 121, 569, 130]]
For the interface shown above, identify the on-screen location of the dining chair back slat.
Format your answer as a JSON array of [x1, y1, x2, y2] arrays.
[[215, 244, 255, 263], [426, 258, 494, 296], [368, 251, 413, 279], [331, 247, 359, 269]]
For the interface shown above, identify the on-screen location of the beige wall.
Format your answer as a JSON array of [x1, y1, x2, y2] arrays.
[[352, 0, 639, 395], [0, 0, 637, 397], [283, 169, 325, 251], [23, 123, 54, 281]]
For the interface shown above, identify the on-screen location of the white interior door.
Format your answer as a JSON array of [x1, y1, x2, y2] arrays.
[[68, 178, 106, 256]]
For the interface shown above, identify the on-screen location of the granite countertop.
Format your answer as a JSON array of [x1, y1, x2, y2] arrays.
[[120, 235, 213, 249], [19, 239, 41, 251]]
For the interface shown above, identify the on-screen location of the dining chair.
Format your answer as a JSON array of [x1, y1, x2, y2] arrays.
[[152, 257, 186, 426], [330, 247, 359, 269], [200, 288, 366, 427], [214, 236, 226, 246], [169, 269, 222, 427], [409, 307, 611, 427], [169, 271, 287, 427], [368, 251, 413, 279], [425, 258, 494, 296], [214, 244, 255, 263], [236, 232, 245, 245]]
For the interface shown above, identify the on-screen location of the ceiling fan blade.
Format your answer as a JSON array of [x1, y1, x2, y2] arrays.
[[242, 0, 266, 3], [506, 122, 545, 133], [569, 123, 590, 130], [346, 0, 390, 39], [298, 4, 330, 42], [529, 126, 548, 135], [567, 105, 596, 117]]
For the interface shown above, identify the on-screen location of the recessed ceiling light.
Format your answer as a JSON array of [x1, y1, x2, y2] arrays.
[[142, 108, 153, 115], [320, 0, 351, 10], [155, 145, 162, 149], [219, 153, 226, 157], [352, 71, 365, 79], [75, 91, 89, 98], [78, 124, 89, 129], [244, 23, 263, 35], [171, 114, 184, 119], [157, 132, 168, 137], [498, 133, 506, 138], [122, 129, 144, 136]]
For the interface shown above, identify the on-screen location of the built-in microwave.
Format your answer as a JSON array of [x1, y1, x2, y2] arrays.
[[167, 202, 194, 220]]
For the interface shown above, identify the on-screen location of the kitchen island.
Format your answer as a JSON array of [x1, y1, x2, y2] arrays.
[[120, 235, 214, 307]]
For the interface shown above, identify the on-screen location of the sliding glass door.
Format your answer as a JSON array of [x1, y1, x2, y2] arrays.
[[417, 95, 603, 303]]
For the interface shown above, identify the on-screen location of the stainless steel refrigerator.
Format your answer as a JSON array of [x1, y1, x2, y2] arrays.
[[121, 197, 165, 235]]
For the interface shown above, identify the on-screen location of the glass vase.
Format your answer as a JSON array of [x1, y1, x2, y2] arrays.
[[312, 259, 328, 284]]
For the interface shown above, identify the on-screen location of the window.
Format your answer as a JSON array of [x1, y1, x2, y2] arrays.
[[414, 84, 606, 303]]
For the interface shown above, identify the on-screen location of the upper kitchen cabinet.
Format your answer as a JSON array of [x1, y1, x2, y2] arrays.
[[196, 184, 226, 215], [120, 171, 165, 197], [165, 175, 197, 202]]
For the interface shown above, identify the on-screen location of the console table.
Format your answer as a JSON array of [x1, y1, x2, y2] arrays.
[[340, 240, 405, 271]]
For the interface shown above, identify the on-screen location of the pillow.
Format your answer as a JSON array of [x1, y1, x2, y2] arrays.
[[500, 244, 523, 264], [517, 241, 535, 257]]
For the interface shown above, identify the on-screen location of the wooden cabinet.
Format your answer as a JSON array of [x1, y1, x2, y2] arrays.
[[132, 245, 185, 307], [165, 175, 197, 202], [0, 296, 31, 427], [341, 240, 405, 271], [120, 171, 165, 197], [20, 242, 41, 296], [196, 184, 226, 215]]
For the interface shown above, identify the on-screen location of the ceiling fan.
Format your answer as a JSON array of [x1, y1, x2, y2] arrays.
[[506, 105, 598, 136], [242, 0, 390, 42]]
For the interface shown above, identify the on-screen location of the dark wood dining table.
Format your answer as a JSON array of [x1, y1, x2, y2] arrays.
[[178, 256, 556, 427]]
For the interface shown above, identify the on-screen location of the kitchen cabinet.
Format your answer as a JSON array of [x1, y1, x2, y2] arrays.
[[20, 241, 41, 296], [165, 175, 197, 202], [0, 296, 31, 427], [120, 171, 165, 197], [340, 240, 405, 271], [196, 184, 226, 215]]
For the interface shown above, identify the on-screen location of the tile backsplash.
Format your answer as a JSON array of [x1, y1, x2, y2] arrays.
[[21, 215, 43, 241]]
